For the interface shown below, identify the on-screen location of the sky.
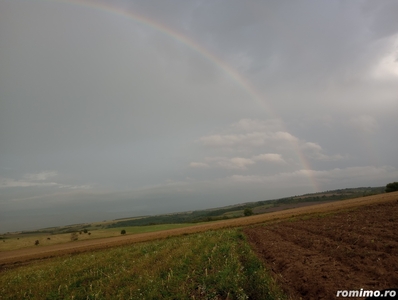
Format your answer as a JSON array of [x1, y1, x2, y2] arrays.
[[1, 0, 398, 232]]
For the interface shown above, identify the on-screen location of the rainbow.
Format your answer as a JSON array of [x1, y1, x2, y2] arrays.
[[39, 0, 320, 192]]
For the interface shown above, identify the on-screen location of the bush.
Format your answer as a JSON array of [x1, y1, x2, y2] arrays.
[[244, 208, 253, 216], [34, 240, 39, 246], [83, 229, 88, 234], [121, 229, 126, 235], [385, 182, 398, 193]]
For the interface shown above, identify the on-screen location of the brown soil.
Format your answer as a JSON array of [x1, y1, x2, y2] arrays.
[[1, 192, 397, 275], [244, 194, 398, 300]]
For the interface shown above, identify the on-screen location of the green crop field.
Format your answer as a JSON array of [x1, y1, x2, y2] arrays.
[[0, 229, 286, 300]]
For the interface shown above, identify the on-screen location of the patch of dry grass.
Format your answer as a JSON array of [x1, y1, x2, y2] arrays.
[[0, 223, 199, 252]]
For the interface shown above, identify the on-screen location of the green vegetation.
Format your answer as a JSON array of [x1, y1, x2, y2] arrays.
[[244, 208, 253, 216], [121, 229, 126, 235], [385, 182, 398, 193], [0, 229, 286, 300]]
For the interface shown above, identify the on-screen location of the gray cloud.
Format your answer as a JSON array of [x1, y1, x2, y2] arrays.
[[1, 0, 397, 232], [349, 115, 379, 134]]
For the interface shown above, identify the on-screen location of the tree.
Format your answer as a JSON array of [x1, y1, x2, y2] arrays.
[[121, 229, 126, 235], [244, 208, 253, 216], [83, 229, 88, 234], [70, 232, 78, 241], [385, 182, 398, 193]]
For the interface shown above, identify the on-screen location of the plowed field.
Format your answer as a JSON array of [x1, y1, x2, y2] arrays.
[[244, 198, 398, 300], [1, 191, 397, 281]]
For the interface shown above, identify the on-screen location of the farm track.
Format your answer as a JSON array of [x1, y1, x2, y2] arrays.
[[244, 192, 398, 300], [1, 192, 397, 272]]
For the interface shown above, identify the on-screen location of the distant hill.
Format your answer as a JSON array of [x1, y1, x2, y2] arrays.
[[107, 186, 384, 228], [11, 186, 384, 235]]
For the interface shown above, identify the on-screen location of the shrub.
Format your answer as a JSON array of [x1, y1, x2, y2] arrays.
[[35, 240, 39, 246], [83, 229, 88, 234], [121, 229, 126, 235], [244, 208, 253, 216], [385, 182, 398, 193]]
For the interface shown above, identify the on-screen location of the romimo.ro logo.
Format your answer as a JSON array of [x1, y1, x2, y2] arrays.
[[336, 289, 397, 298]]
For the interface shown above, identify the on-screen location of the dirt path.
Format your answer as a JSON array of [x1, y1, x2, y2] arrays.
[[244, 193, 398, 300], [1, 192, 397, 270]]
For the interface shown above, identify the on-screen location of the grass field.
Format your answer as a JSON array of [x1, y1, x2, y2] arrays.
[[0, 229, 286, 300], [0, 224, 199, 252]]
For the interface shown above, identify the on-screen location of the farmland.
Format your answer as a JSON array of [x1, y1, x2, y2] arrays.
[[0, 229, 285, 299], [0, 192, 397, 299], [0, 223, 200, 252], [245, 198, 398, 299]]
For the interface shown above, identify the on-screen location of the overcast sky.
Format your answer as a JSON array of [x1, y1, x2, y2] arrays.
[[1, 0, 398, 232]]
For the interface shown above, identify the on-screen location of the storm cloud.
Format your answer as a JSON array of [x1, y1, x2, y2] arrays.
[[1, 0, 397, 232]]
